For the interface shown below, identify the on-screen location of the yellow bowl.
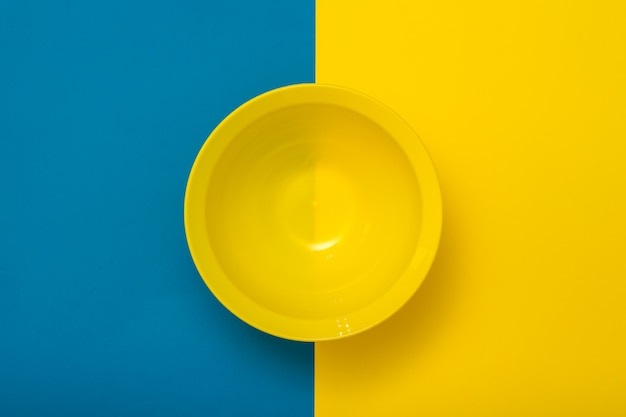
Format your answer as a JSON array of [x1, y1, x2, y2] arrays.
[[184, 84, 441, 341]]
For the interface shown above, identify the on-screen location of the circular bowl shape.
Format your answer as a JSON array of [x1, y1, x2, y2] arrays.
[[184, 84, 441, 341]]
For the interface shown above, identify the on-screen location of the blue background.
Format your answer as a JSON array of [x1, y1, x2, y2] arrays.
[[0, 0, 314, 416]]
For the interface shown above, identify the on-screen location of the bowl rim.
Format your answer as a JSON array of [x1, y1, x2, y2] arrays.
[[184, 83, 442, 342]]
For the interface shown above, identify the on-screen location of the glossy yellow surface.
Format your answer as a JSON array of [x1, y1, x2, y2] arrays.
[[316, 1, 626, 415], [184, 84, 441, 341]]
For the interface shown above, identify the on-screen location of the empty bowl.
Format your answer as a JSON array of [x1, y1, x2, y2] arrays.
[[184, 84, 441, 341]]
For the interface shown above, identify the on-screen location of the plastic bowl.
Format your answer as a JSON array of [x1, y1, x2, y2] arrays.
[[184, 84, 441, 341]]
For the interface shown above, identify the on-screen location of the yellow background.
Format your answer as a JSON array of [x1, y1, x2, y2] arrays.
[[316, 1, 626, 415]]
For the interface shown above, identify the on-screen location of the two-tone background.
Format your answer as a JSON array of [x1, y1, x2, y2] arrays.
[[2, 1, 625, 416]]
